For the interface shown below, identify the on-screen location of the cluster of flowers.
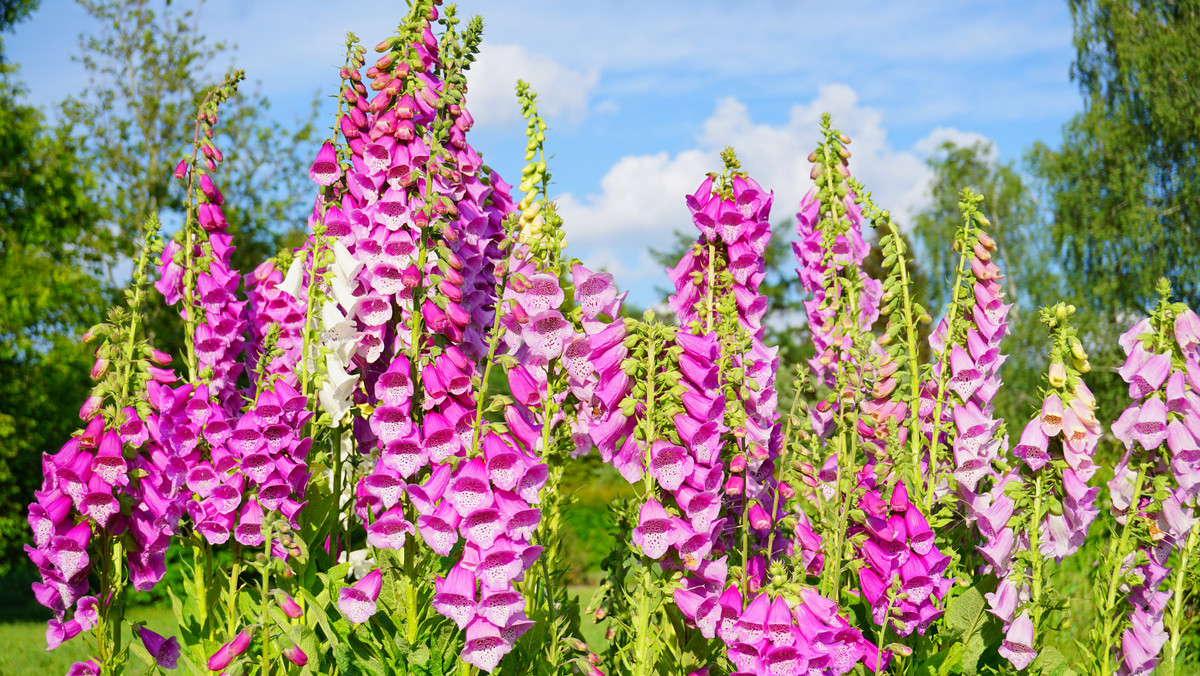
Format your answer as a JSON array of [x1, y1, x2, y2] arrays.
[[660, 168, 883, 675], [688, 573, 881, 675], [929, 226, 1010, 503], [792, 173, 886, 532], [30, 419, 118, 647], [27, 68, 330, 674], [157, 151, 312, 553], [1107, 308, 1200, 675], [986, 307, 1103, 668], [309, 12, 559, 671], [631, 330, 727, 570], [157, 168, 249, 416], [852, 477, 949, 644], [669, 173, 785, 561], [245, 256, 307, 384], [788, 133, 939, 652], [792, 183, 882, 401], [584, 315, 634, 471], [500, 256, 625, 460]]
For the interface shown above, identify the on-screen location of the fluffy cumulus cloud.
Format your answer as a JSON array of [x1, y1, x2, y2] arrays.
[[467, 43, 599, 128], [558, 84, 990, 299]]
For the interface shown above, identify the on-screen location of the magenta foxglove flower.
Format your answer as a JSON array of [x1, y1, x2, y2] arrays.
[[207, 627, 252, 671], [309, 141, 341, 186], [338, 568, 383, 624], [282, 643, 308, 667], [137, 626, 180, 669], [66, 660, 100, 676], [277, 591, 303, 619]]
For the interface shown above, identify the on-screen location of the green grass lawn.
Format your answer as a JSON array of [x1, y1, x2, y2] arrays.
[[571, 585, 607, 654], [0, 605, 176, 676]]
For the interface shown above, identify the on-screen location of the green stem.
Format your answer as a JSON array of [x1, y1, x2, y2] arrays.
[[261, 521, 273, 676], [884, 222, 924, 493], [766, 390, 803, 560], [1029, 474, 1045, 640], [705, 241, 716, 334], [876, 593, 895, 668], [180, 78, 234, 382], [630, 565, 657, 676], [739, 440, 750, 604], [301, 231, 327, 402], [193, 542, 208, 634], [469, 257, 512, 456], [641, 331, 658, 500], [1166, 525, 1199, 675], [227, 544, 242, 637], [404, 535, 420, 644], [924, 214, 975, 512], [1099, 465, 1146, 676]]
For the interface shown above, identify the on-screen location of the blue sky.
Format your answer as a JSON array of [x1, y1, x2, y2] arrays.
[[7, 0, 1082, 306]]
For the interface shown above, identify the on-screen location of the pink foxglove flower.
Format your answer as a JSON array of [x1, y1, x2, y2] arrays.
[[998, 611, 1038, 670], [338, 568, 383, 624], [282, 643, 308, 667]]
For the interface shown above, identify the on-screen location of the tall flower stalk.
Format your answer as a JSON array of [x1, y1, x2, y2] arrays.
[[980, 303, 1101, 669], [1091, 280, 1200, 676]]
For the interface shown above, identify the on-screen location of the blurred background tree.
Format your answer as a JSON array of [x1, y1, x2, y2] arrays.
[[1026, 0, 1200, 435], [1029, 0, 1200, 317], [0, 0, 319, 582], [0, 0, 109, 578]]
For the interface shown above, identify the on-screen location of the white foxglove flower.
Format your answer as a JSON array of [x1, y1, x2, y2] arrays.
[[332, 241, 364, 280], [321, 302, 357, 342], [279, 255, 306, 300]]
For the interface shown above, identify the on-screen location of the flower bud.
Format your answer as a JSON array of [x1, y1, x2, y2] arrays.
[[173, 159, 188, 179], [79, 395, 102, 421], [1048, 360, 1067, 388], [401, 265, 421, 289], [229, 628, 253, 656], [90, 358, 110, 380], [282, 643, 308, 667], [724, 474, 744, 496], [1070, 338, 1087, 362], [277, 592, 303, 619]]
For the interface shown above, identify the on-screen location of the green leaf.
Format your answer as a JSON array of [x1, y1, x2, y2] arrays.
[[1032, 646, 1078, 676], [913, 642, 964, 676], [943, 585, 987, 642], [300, 587, 342, 648]]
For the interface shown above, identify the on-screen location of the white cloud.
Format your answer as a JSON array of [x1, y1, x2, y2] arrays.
[[467, 43, 599, 128], [557, 148, 714, 246], [557, 84, 994, 297], [913, 126, 994, 156]]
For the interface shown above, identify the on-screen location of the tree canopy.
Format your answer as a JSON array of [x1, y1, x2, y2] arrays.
[[1029, 0, 1200, 316]]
